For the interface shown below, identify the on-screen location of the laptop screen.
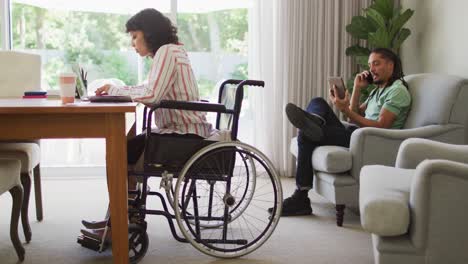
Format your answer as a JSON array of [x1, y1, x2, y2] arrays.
[[71, 64, 87, 99]]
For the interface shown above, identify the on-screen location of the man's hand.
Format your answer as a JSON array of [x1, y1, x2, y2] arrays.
[[95, 84, 111, 95], [354, 71, 372, 91], [329, 85, 350, 112]]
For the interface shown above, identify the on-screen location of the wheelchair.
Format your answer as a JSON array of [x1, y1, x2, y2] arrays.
[[77, 79, 283, 263]]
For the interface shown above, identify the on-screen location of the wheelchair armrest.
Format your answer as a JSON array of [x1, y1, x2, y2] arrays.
[[152, 100, 228, 113]]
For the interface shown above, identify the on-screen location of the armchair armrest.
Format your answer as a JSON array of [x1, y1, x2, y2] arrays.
[[348, 124, 463, 180], [396, 138, 468, 169], [409, 159, 468, 250]]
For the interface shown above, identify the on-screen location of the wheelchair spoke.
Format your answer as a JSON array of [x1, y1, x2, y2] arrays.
[[174, 142, 282, 257]]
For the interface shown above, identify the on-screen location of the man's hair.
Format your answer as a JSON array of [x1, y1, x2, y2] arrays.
[[126, 8, 179, 55], [370, 47, 408, 89]]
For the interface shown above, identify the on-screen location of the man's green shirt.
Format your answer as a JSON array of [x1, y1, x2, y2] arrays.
[[364, 80, 411, 129]]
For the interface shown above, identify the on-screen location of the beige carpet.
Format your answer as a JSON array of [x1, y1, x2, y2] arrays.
[[0, 167, 373, 264]]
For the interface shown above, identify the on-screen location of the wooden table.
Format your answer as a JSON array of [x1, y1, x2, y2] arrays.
[[0, 99, 137, 264]]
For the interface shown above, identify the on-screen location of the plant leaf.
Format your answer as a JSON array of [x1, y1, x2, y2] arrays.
[[392, 28, 411, 50], [366, 8, 387, 30], [356, 55, 369, 68], [389, 9, 414, 40], [346, 16, 374, 39], [368, 28, 391, 48], [345, 45, 371, 57], [369, 0, 394, 20]]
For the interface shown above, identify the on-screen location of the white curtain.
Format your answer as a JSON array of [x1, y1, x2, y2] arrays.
[[248, 0, 372, 177]]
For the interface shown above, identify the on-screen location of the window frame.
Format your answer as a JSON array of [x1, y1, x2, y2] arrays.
[[1, 0, 178, 51], [0, 0, 11, 49]]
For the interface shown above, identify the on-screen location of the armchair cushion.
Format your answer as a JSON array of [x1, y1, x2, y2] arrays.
[[403, 74, 468, 128], [290, 137, 352, 173], [360, 165, 413, 236], [312, 146, 352, 173]]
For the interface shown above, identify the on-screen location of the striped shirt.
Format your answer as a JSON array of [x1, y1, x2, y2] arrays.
[[108, 44, 213, 138]]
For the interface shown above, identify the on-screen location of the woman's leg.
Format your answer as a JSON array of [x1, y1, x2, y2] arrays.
[[127, 133, 146, 165], [127, 133, 147, 196]]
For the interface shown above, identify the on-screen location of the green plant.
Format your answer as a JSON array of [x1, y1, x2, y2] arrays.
[[99, 51, 137, 85], [197, 77, 216, 99], [345, 0, 414, 99], [231, 63, 248, 80]]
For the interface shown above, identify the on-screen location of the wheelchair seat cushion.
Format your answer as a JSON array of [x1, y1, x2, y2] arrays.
[[143, 133, 216, 172]]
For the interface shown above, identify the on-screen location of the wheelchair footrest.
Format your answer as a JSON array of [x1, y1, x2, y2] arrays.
[[77, 235, 106, 252]]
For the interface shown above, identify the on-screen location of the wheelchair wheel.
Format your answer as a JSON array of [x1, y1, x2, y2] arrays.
[[168, 149, 256, 229], [174, 142, 282, 258], [128, 224, 149, 264]]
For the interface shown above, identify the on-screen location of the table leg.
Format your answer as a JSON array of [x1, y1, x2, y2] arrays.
[[106, 113, 129, 264]]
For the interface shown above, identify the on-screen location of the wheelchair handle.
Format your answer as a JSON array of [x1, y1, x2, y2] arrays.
[[220, 79, 265, 88]]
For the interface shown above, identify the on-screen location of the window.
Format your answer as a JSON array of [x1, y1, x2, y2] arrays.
[[5, 0, 250, 166]]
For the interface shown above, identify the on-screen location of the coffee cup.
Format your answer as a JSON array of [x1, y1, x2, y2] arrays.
[[58, 73, 76, 104]]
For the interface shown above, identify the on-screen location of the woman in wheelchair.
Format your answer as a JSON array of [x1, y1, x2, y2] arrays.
[[79, 8, 282, 263], [82, 8, 213, 239]]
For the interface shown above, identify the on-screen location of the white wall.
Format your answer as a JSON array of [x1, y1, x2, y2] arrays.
[[401, 0, 468, 78]]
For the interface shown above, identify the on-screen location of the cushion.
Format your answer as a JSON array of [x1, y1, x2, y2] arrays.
[[359, 165, 414, 236], [0, 159, 21, 194], [0, 143, 41, 172], [403, 74, 465, 128], [290, 137, 352, 173], [312, 146, 352, 173]]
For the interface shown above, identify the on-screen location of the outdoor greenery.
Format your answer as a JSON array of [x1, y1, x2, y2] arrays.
[[11, 3, 248, 95], [345, 0, 414, 99]]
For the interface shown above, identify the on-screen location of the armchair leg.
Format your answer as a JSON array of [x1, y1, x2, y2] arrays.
[[33, 164, 43, 221], [20, 172, 32, 243], [10, 185, 25, 261], [335, 204, 345, 227]]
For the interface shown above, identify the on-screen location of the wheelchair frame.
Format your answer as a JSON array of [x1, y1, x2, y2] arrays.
[[78, 79, 283, 263]]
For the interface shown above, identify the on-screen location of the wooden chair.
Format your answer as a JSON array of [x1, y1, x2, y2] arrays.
[[0, 159, 30, 261], [0, 51, 44, 223]]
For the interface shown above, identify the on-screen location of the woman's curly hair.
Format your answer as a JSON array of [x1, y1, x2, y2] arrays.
[[126, 8, 179, 55]]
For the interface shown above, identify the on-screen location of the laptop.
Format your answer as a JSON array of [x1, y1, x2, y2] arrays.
[[72, 64, 132, 103], [88, 95, 133, 103]]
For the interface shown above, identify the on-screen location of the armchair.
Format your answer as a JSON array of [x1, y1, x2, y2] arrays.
[[359, 138, 468, 264], [289, 73, 468, 226], [0, 51, 43, 224]]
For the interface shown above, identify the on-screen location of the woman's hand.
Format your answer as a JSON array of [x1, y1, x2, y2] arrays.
[[354, 71, 372, 91], [95, 84, 111, 95], [329, 85, 350, 112]]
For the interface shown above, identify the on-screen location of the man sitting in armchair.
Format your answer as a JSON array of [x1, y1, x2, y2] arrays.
[[276, 48, 412, 216]]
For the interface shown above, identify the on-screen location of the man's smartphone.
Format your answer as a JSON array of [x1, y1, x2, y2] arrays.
[[365, 71, 374, 84], [328, 77, 346, 99]]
